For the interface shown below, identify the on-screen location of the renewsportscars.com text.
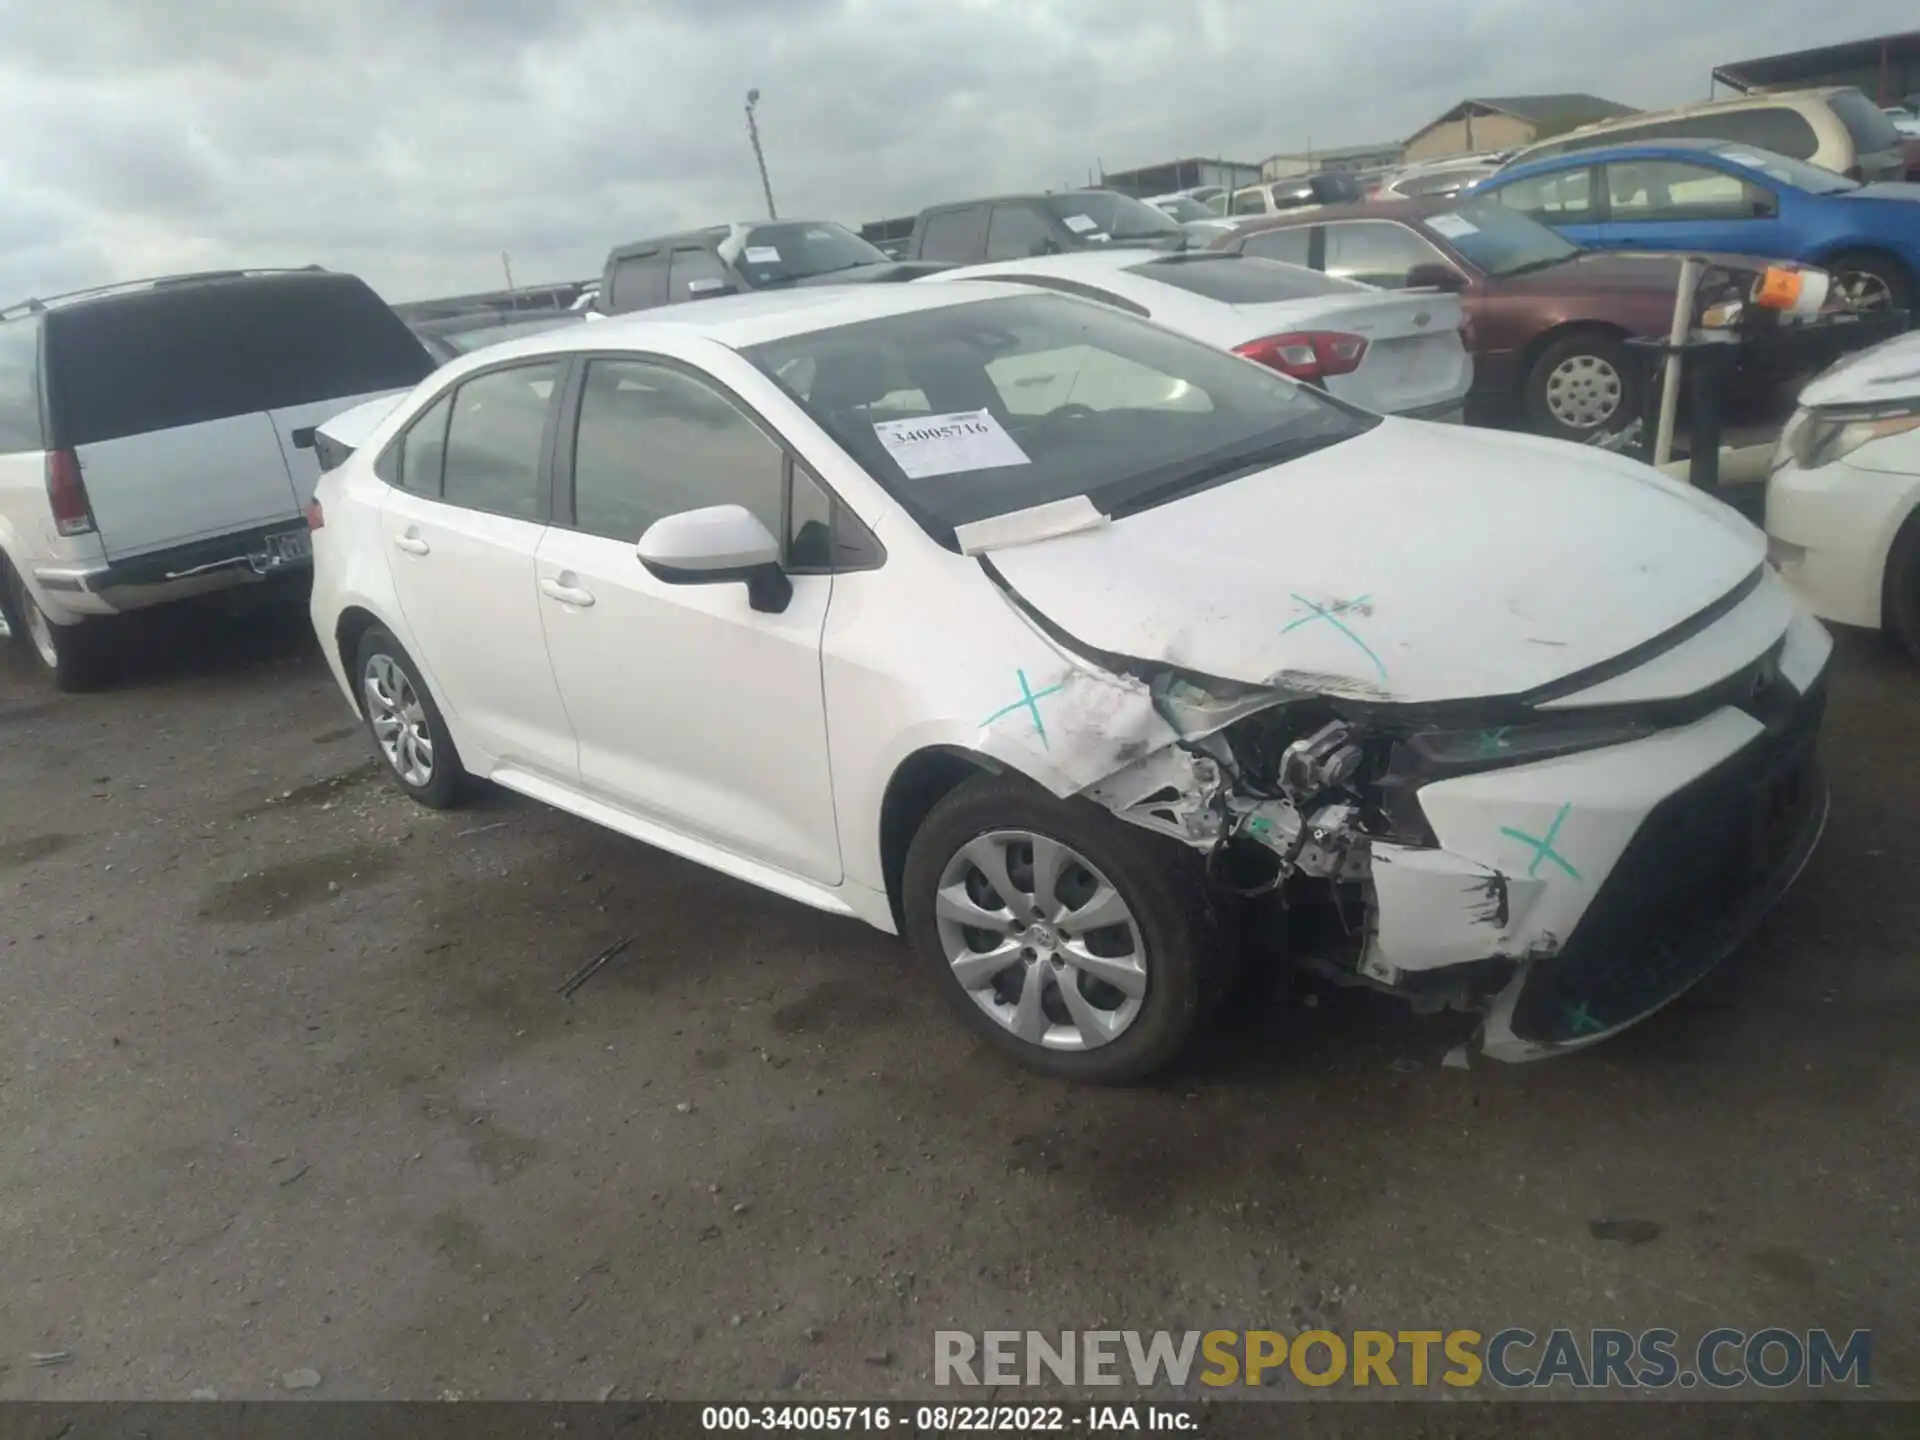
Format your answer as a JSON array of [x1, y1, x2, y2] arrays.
[[933, 1328, 1871, 1390]]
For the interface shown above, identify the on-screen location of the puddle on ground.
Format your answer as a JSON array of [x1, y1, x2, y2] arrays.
[[233, 760, 381, 819], [0, 833, 81, 871], [199, 842, 399, 921]]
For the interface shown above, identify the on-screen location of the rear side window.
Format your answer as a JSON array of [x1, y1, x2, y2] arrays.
[[1127, 255, 1365, 302], [985, 205, 1054, 261], [1711, 106, 1821, 161], [398, 393, 452, 494], [1489, 167, 1596, 220], [1230, 189, 1268, 216], [1240, 228, 1313, 266], [440, 362, 560, 521], [607, 251, 669, 311], [0, 316, 43, 453], [918, 209, 985, 263], [1827, 89, 1903, 155], [667, 248, 733, 301], [45, 275, 432, 448]]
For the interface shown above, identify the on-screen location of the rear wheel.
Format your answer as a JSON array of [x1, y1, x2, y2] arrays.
[[1524, 330, 1639, 443], [2, 563, 111, 691], [1828, 251, 1912, 314], [902, 774, 1228, 1083], [354, 626, 469, 808]]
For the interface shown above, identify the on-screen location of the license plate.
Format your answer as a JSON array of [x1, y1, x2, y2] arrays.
[[271, 529, 312, 563]]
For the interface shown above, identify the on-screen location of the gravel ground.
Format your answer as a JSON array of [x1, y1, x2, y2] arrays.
[[0, 601, 1914, 1408]]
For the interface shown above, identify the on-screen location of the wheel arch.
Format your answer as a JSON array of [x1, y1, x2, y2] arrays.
[[1515, 317, 1633, 393], [877, 745, 1006, 931], [1807, 242, 1915, 289], [1880, 500, 1920, 636], [333, 604, 386, 715]]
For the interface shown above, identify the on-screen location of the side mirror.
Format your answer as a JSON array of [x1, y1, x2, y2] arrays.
[[1405, 262, 1468, 293], [637, 504, 792, 614]]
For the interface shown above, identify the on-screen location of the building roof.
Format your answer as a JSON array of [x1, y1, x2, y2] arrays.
[[1713, 30, 1920, 93], [1413, 94, 1637, 138]]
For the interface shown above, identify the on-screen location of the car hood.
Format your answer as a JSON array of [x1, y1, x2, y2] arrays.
[[1798, 328, 1920, 406], [981, 419, 1764, 705], [789, 261, 952, 287], [1494, 249, 1766, 296]]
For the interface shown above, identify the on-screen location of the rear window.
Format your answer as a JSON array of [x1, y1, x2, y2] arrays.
[[1827, 88, 1904, 155], [1710, 106, 1821, 161], [46, 274, 434, 448], [1124, 254, 1365, 303], [0, 315, 43, 453]]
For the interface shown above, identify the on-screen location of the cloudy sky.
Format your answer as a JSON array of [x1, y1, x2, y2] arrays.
[[0, 0, 1910, 303]]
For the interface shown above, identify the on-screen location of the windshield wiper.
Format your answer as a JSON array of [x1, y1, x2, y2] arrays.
[[1494, 255, 1573, 278], [1101, 426, 1367, 520]]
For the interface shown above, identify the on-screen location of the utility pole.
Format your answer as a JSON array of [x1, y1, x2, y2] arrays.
[[745, 89, 777, 219], [501, 251, 516, 304]]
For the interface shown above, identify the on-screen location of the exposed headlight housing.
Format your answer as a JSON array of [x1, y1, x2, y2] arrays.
[[1788, 400, 1920, 471]]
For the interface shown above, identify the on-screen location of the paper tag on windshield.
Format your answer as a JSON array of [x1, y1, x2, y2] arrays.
[[743, 246, 782, 264], [1427, 212, 1479, 239], [872, 409, 1031, 479], [1061, 214, 1098, 234]]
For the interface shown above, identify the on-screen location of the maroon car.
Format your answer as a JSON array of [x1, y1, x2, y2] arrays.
[[1210, 195, 1776, 441]]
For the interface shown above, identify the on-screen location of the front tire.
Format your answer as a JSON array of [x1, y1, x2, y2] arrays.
[[902, 774, 1227, 1083], [1884, 511, 1920, 663], [2, 563, 111, 691], [354, 626, 468, 808], [1524, 330, 1639, 442]]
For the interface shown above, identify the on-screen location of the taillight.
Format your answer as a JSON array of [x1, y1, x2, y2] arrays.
[[304, 499, 326, 531], [1234, 331, 1369, 381], [45, 449, 95, 536]]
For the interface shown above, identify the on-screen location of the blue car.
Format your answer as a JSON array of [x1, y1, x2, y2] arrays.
[[1471, 138, 1920, 313]]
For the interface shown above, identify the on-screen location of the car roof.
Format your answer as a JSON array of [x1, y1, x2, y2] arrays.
[[1223, 196, 1440, 235], [434, 279, 1041, 364], [0, 266, 340, 321], [1496, 138, 1759, 175]]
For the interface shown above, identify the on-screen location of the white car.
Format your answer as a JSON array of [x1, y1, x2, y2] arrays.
[[1375, 156, 1504, 201], [1767, 329, 1920, 657], [308, 283, 1831, 1082], [921, 250, 1473, 420]]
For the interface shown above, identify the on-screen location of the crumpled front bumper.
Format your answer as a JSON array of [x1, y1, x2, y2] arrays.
[[1357, 619, 1831, 1062]]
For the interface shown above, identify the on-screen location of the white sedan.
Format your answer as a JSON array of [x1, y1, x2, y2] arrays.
[[1767, 329, 1920, 659], [309, 282, 1831, 1082], [920, 249, 1473, 421]]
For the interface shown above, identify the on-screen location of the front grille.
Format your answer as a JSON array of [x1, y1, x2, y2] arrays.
[[1508, 677, 1827, 1044]]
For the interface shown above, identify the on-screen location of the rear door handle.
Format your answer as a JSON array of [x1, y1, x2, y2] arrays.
[[393, 533, 431, 556], [539, 576, 596, 608]]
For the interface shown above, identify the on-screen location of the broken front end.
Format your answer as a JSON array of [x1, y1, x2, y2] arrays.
[[1080, 608, 1832, 1062]]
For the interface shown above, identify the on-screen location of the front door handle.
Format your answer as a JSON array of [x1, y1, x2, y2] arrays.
[[393, 533, 431, 556], [539, 576, 596, 608]]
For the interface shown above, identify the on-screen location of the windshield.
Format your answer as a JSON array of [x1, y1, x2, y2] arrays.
[[732, 222, 891, 286], [1151, 196, 1214, 222], [741, 293, 1374, 544], [1042, 193, 1184, 241], [1423, 198, 1580, 276], [1710, 143, 1860, 195]]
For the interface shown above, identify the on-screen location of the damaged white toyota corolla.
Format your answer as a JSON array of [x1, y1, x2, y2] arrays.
[[308, 283, 1831, 1083]]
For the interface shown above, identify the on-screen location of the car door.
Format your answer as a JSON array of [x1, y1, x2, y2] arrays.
[[1596, 159, 1785, 258], [379, 360, 579, 780], [532, 355, 843, 884], [1482, 165, 1605, 246]]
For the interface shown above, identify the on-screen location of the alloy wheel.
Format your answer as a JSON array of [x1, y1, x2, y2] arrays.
[[934, 829, 1148, 1052], [363, 653, 434, 787], [1545, 353, 1623, 430], [1836, 270, 1893, 311]]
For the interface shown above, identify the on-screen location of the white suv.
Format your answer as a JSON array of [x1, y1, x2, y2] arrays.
[[0, 268, 433, 688], [307, 284, 1831, 1082]]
